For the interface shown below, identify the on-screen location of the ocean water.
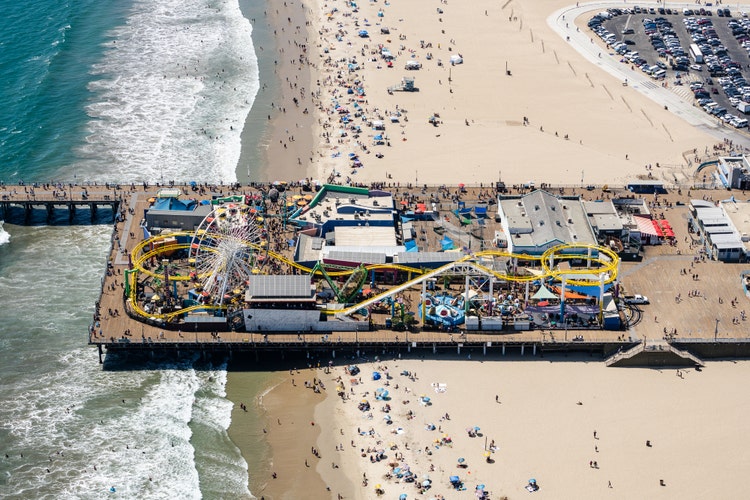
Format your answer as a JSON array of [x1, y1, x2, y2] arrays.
[[0, 0, 273, 497]]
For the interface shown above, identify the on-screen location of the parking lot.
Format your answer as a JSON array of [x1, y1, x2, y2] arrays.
[[589, 6, 750, 129]]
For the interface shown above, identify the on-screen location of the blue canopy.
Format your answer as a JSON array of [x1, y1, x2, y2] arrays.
[[372, 371, 381, 380], [441, 237, 455, 251]]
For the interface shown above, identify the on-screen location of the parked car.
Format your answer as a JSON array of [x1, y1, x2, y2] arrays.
[[625, 294, 650, 305]]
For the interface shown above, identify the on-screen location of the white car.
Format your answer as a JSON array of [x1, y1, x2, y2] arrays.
[[690, 64, 703, 71], [625, 294, 649, 305]]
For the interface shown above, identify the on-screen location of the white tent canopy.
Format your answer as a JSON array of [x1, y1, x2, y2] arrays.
[[531, 285, 558, 301]]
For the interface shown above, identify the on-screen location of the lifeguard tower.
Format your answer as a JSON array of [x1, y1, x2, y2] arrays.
[[387, 76, 417, 93]]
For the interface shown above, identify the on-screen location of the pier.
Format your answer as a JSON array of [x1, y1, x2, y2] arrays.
[[1, 184, 121, 224], [4, 181, 746, 366]]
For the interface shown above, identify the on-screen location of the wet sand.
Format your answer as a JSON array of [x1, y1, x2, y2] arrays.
[[226, 366, 330, 500]]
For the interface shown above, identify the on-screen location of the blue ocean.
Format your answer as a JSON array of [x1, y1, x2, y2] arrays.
[[0, 0, 272, 497]]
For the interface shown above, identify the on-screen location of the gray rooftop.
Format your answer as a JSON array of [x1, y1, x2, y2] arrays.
[[499, 190, 597, 252], [245, 275, 313, 300], [396, 251, 463, 264]]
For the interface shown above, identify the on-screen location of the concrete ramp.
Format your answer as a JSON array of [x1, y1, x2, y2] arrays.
[[606, 342, 704, 367]]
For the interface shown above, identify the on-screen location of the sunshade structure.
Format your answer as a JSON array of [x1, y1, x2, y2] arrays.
[[531, 285, 558, 301], [634, 215, 662, 237]]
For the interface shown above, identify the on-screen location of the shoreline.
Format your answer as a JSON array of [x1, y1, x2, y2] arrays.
[[225, 360, 331, 500], [236, 0, 316, 184]]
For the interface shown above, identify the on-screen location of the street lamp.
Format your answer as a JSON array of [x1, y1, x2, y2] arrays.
[[715, 318, 719, 341]]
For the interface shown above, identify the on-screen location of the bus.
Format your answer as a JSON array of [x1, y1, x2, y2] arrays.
[[689, 43, 704, 64]]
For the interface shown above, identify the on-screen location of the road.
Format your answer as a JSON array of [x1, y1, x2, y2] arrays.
[[546, 1, 750, 150]]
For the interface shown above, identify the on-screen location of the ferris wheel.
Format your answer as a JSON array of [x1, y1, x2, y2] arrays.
[[189, 201, 262, 307]]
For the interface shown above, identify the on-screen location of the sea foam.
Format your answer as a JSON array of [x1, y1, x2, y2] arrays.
[[69, 0, 259, 184], [0, 222, 10, 246], [0, 351, 251, 499]]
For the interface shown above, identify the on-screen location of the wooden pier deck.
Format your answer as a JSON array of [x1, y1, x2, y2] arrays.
[[1, 184, 121, 224]]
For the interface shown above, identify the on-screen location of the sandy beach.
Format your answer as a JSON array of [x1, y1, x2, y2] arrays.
[[301, 0, 728, 187], [312, 355, 750, 499]]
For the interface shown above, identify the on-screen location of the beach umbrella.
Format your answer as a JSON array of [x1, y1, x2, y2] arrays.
[[474, 426, 481, 432], [399, 495, 407, 500], [422, 480, 431, 487], [529, 478, 537, 485], [483, 451, 491, 457], [457, 457, 465, 464]]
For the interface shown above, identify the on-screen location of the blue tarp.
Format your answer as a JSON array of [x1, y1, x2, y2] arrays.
[[474, 206, 487, 217], [152, 197, 196, 211], [441, 237, 455, 251], [568, 283, 614, 296], [405, 239, 418, 252]]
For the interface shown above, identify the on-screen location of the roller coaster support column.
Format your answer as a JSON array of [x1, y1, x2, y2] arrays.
[[525, 280, 530, 303], [464, 275, 470, 314], [489, 276, 494, 298], [560, 278, 567, 320], [587, 247, 592, 269], [599, 274, 605, 323], [422, 279, 427, 326]]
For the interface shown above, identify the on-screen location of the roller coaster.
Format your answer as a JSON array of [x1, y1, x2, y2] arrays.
[[125, 229, 620, 325]]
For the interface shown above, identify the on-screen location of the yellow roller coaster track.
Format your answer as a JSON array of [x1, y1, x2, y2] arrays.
[[128, 233, 619, 321]]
